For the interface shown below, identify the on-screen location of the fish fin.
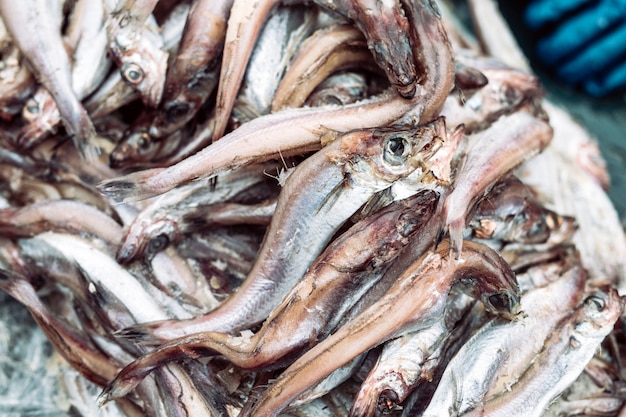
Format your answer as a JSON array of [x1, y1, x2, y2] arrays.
[[97, 168, 167, 203], [114, 324, 163, 346]]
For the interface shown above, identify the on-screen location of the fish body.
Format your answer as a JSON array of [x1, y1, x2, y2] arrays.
[[0, 0, 101, 160]]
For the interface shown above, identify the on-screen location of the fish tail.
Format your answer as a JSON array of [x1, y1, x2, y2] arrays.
[[99, 333, 227, 405], [114, 323, 164, 345], [97, 168, 167, 203]]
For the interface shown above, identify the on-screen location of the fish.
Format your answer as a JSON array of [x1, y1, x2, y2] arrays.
[[0, 0, 101, 160], [0, 199, 123, 246], [441, 109, 553, 257], [242, 238, 520, 417], [0, 268, 121, 386], [115, 121, 445, 343], [271, 25, 372, 111], [94, 191, 438, 403], [98, 0, 455, 202], [463, 289, 623, 417], [147, 0, 232, 139], [468, 175, 577, 245], [116, 163, 275, 263], [421, 252, 586, 416], [103, 0, 167, 107]]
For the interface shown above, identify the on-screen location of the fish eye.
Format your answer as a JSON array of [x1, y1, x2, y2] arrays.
[[584, 295, 605, 312], [121, 63, 144, 85], [383, 134, 411, 166], [488, 292, 511, 312], [22, 99, 40, 121], [148, 234, 170, 254]]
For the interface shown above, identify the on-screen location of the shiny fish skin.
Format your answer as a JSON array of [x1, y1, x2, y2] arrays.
[[0, 0, 101, 161], [116, 164, 273, 263], [103, 0, 167, 107], [244, 239, 520, 417], [271, 25, 371, 111], [422, 253, 586, 416], [148, 0, 232, 139], [463, 289, 623, 417], [97, 0, 454, 202], [97, 191, 438, 402], [116, 123, 444, 343]]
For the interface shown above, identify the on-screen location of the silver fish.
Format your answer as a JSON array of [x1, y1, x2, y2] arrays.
[[114, 122, 445, 343], [0, 0, 101, 160]]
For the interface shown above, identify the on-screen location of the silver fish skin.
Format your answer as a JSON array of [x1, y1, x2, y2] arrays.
[[97, 0, 455, 203], [0, 0, 101, 160], [463, 289, 623, 417], [115, 123, 443, 343], [271, 24, 371, 112], [30, 232, 176, 324], [86, 2, 187, 119], [117, 163, 275, 263], [68, 0, 111, 100], [96, 191, 438, 403], [0, 199, 122, 246], [442, 109, 553, 257], [244, 239, 520, 417], [349, 320, 448, 417], [421, 254, 586, 417]]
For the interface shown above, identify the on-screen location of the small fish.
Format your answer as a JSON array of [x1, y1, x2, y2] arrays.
[[441, 109, 553, 257], [98, 0, 455, 202], [103, 0, 168, 107], [148, 0, 230, 138], [95, 191, 438, 403], [271, 25, 372, 111], [243, 239, 520, 417], [116, 163, 274, 263], [463, 289, 623, 417], [0, 0, 101, 160], [421, 252, 586, 416], [0, 199, 122, 246], [115, 122, 445, 343]]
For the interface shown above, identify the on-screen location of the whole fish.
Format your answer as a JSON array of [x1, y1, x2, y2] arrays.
[[95, 191, 438, 403], [463, 289, 623, 417], [115, 121, 446, 343], [421, 253, 586, 416], [0, 0, 101, 160], [242, 239, 520, 417], [98, 0, 454, 203]]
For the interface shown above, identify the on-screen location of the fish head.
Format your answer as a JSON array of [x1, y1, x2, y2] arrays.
[[110, 131, 162, 169], [335, 119, 445, 188], [451, 239, 522, 319], [117, 217, 176, 264], [113, 27, 168, 108], [573, 289, 623, 341]]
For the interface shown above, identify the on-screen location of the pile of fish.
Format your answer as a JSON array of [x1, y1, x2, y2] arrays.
[[0, 0, 625, 416]]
